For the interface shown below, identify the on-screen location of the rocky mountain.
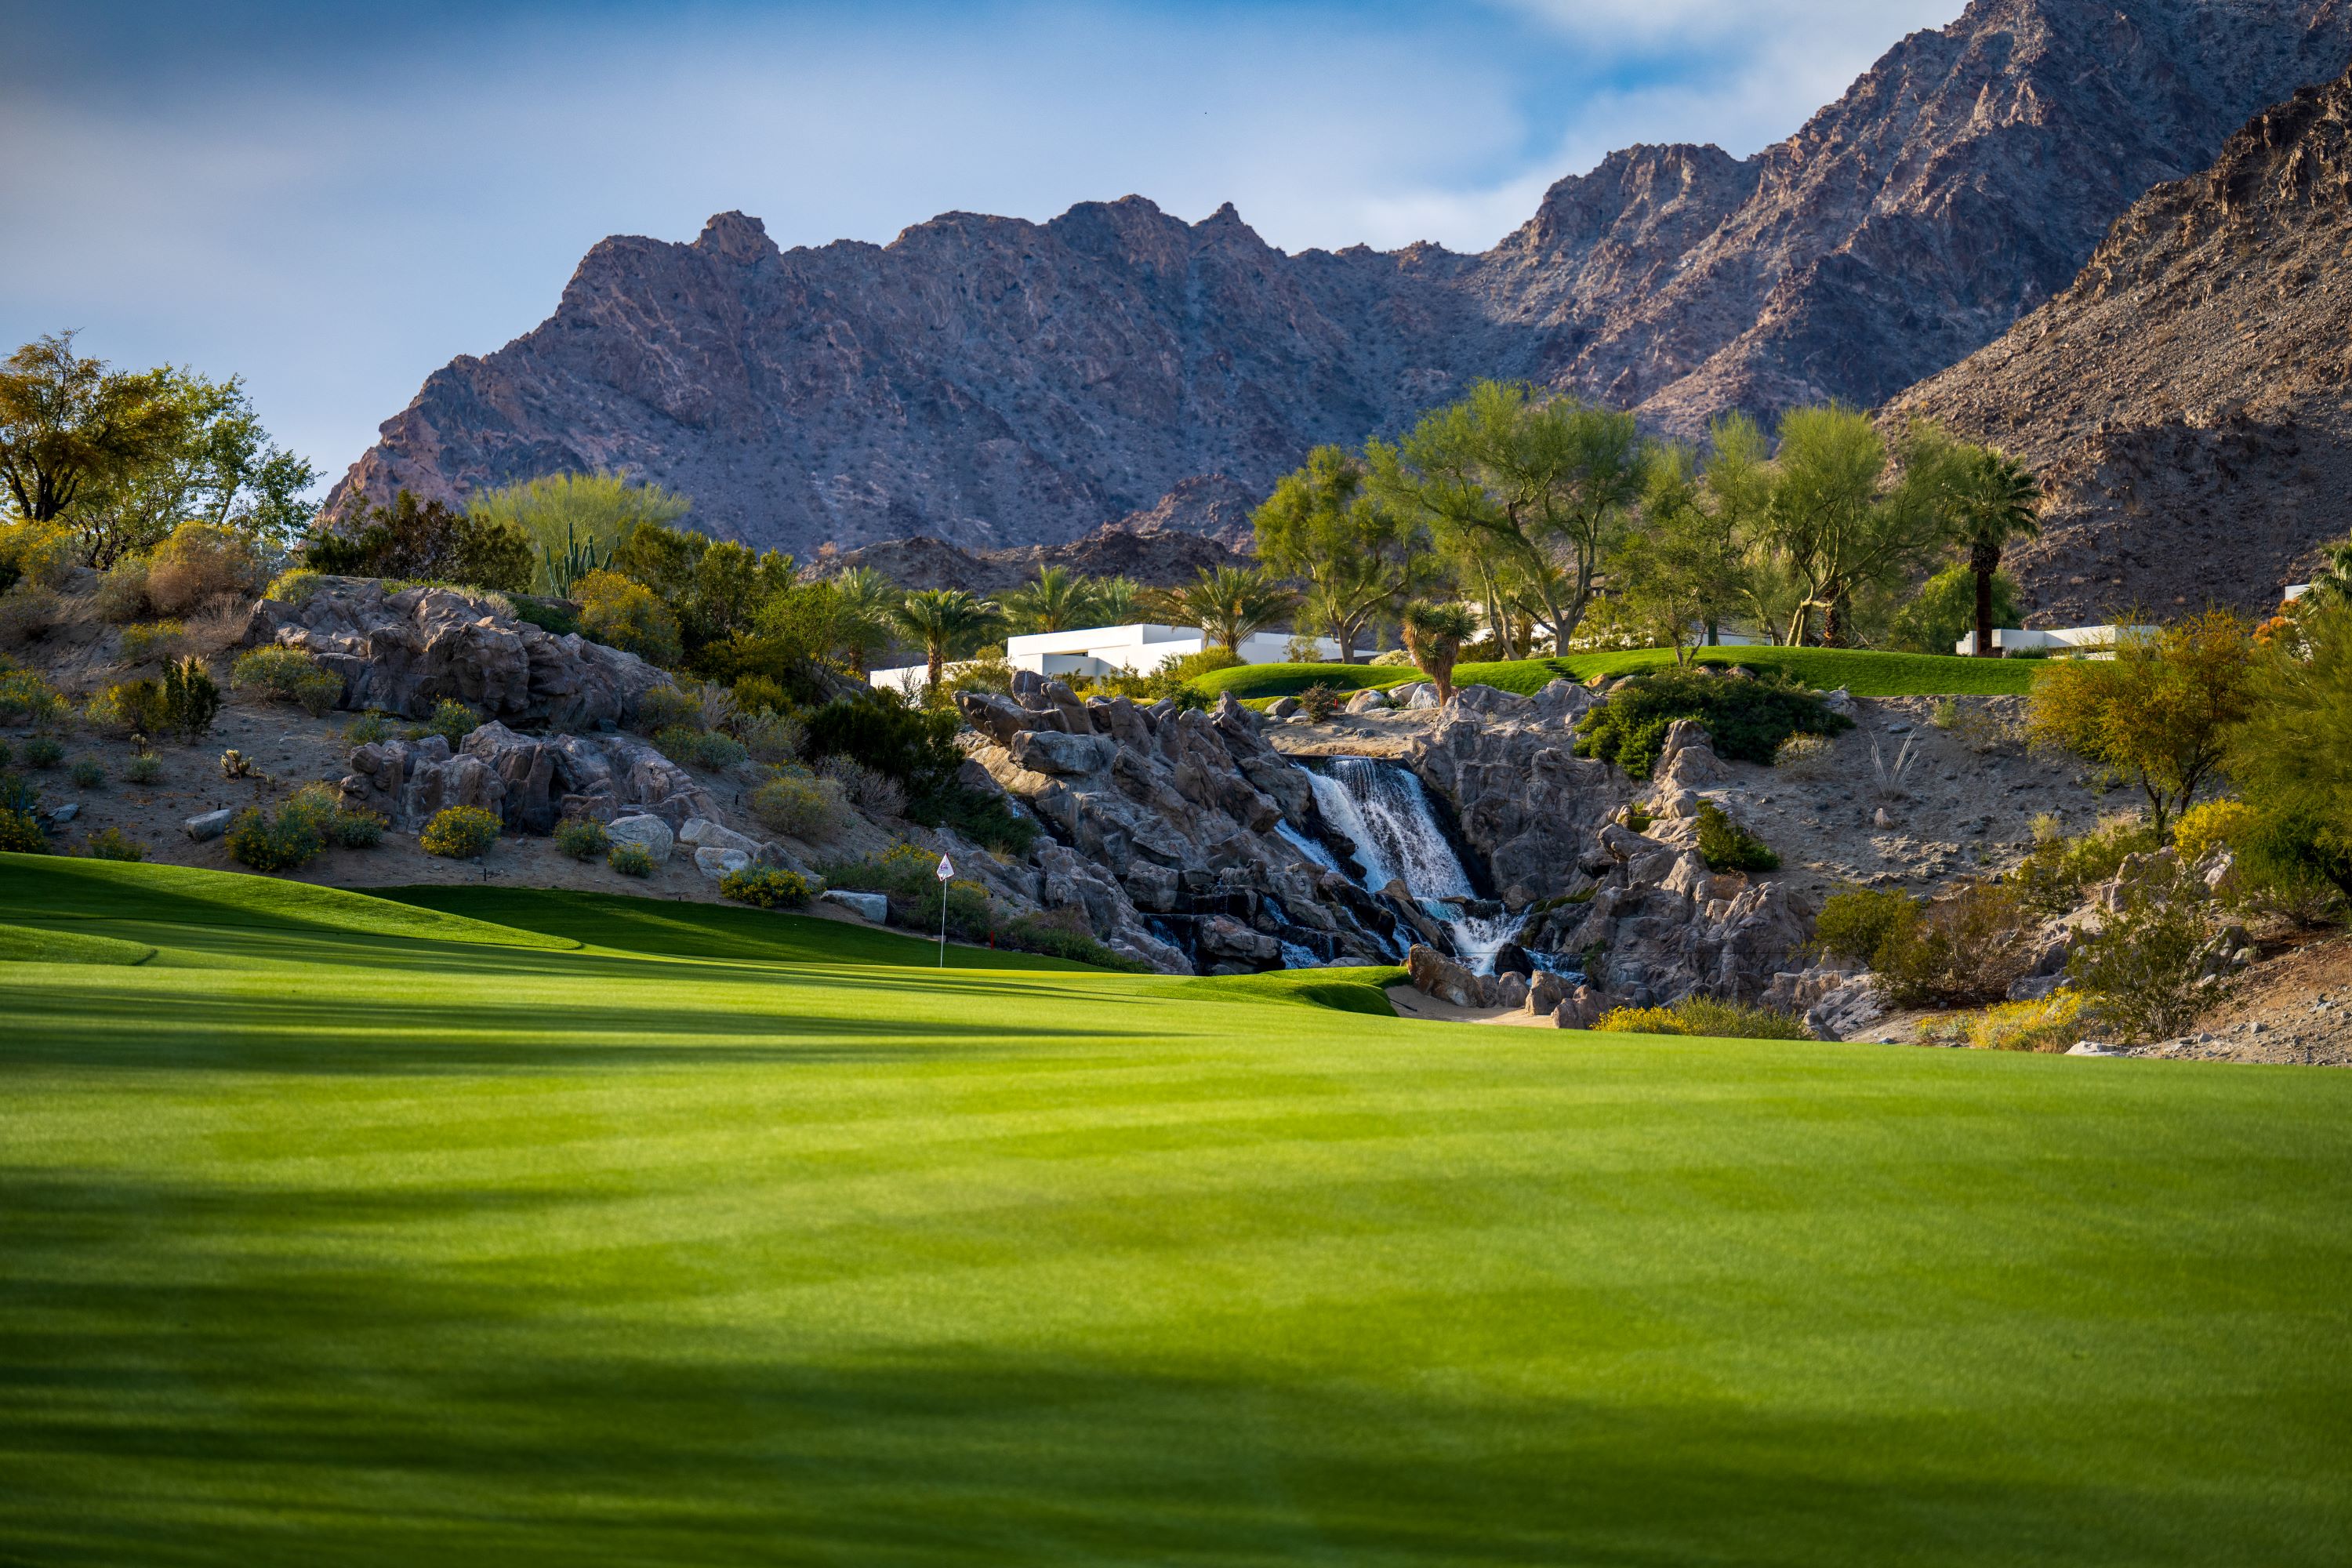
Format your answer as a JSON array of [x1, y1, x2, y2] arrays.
[[1891, 64, 2352, 622], [333, 0, 2352, 567], [809, 522, 1247, 596]]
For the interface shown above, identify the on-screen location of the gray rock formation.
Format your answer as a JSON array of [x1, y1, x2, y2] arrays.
[[958, 674, 1395, 973], [1406, 681, 1620, 906], [329, 2, 2352, 561], [347, 724, 717, 834], [245, 577, 668, 729]]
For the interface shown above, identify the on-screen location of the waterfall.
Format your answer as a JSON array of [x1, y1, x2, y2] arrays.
[[1308, 757, 1526, 975]]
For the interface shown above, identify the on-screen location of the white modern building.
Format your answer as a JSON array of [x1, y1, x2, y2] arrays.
[[871, 622, 1366, 695], [1953, 623, 2159, 656]]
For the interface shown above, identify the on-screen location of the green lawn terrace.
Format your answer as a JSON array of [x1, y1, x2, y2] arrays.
[[1193, 644, 2045, 703], [2, 854, 2349, 1563]]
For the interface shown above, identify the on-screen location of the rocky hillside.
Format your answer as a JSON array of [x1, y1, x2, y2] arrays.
[[808, 519, 1248, 595], [332, 0, 2352, 561], [1891, 64, 2352, 622]]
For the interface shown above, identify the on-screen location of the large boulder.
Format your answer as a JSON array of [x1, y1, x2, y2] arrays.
[[244, 575, 667, 728], [1407, 943, 1486, 1008], [606, 813, 675, 866], [1010, 729, 1116, 777], [460, 721, 557, 833]]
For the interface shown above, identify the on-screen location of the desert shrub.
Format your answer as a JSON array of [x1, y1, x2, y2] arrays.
[[0, 520, 79, 592], [1000, 909, 1152, 972], [263, 568, 324, 605], [817, 755, 907, 817], [2234, 804, 2351, 927], [575, 568, 681, 665], [116, 620, 184, 662], [2067, 882, 2224, 1044], [2011, 812, 2162, 917], [1297, 682, 1345, 722], [224, 805, 325, 873], [554, 817, 612, 861], [89, 679, 169, 737], [425, 699, 479, 747], [328, 806, 386, 848], [804, 691, 960, 795], [419, 804, 501, 859], [284, 782, 383, 850], [346, 710, 391, 745], [735, 708, 804, 764], [732, 673, 788, 715], [1593, 996, 1811, 1039], [232, 645, 344, 716], [608, 840, 655, 877], [1695, 802, 1779, 873], [508, 594, 579, 637], [0, 586, 61, 645], [93, 562, 153, 623], [125, 752, 162, 786], [146, 521, 266, 615], [160, 656, 221, 741], [69, 757, 103, 789], [916, 785, 1037, 855], [0, 807, 48, 853], [1812, 887, 1912, 964], [633, 683, 701, 732], [653, 724, 747, 772], [0, 664, 64, 727], [1962, 992, 2085, 1053], [1574, 665, 1850, 778], [1875, 882, 2034, 1008], [24, 736, 62, 768], [301, 490, 532, 593], [719, 866, 815, 909], [79, 826, 144, 862], [818, 842, 996, 941], [939, 652, 1018, 702], [2172, 799, 2255, 866], [750, 765, 849, 841]]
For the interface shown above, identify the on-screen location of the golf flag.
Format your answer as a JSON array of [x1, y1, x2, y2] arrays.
[[936, 855, 954, 881]]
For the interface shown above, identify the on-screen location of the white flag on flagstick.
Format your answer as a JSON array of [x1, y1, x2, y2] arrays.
[[936, 855, 954, 881]]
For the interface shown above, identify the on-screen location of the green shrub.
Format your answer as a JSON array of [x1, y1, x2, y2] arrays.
[[634, 684, 702, 732], [608, 840, 655, 877], [346, 710, 391, 745], [2067, 882, 2223, 1044], [804, 692, 961, 796], [576, 568, 681, 665], [161, 656, 221, 741], [2233, 804, 2351, 927], [719, 866, 815, 909], [999, 911, 1152, 972], [81, 827, 145, 862], [1812, 887, 1911, 964], [125, 752, 162, 786], [69, 757, 103, 789], [1574, 665, 1851, 778], [0, 666, 64, 728], [735, 708, 804, 764], [233, 646, 344, 716], [1593, 996, 1811, 1039], [2011, 813, 2163, 918], [89, 678, 169, 736], [750, 766, 849, 841], [554, 817, 612, 861], [117, 620, 185, 662], [425, 699, 480, 747], [732, 673, 788, 715], [1695, 802, 1778, 873], [1955, 992, 2085, 1053], [419, 804, 501, 859], [820, 842, 996, 941], [911, 785, 1037, 855], [654, 724, 747, 771], [24, 736, 62, 769], [224, 806, 325, 873], [1297, 683, 1345, 722], [1875, 883, 2034, 1008], [0, 808, 48, 853], [509, 594, 579, 637], [284, 783, 385, 850]]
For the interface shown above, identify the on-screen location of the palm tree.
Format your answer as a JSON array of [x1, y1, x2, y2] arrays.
[[1944, 448, 2040, 657], [1150, 566, 1297, 651], [1400, 601, 1478, 704], [998, 565, 1099, 634], [2305, 534, 2352, 612], [829, 566, 900, 675], [1090, 575, 1143, 626], [891, 588, 1002, 692]]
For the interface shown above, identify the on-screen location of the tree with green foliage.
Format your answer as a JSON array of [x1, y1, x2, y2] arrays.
[[1374, 379, 1646, 652], [1149, 565, 1297, 652], [67, 366, 317, 565], [2027, 610, 2259, 835], [2227, 601, 2352, 905], [604, 521, 796, 658], [1754, 408, 1954, 647], [1887, 562, 2024, 655], [1253, 445, 1428, 662], [0, 332, 198, 534], [467, 471, 692, 596], [1090, 575, 1142, 626], [1400, 601, 1477, 704], [2300, 532, 2352, 613], [304, 490, 532, 593], [998, 565, 1099, 635], [1933, 445, 2041, 657], [891, 588, 1003, 692], [1617, 443, 1752, 663]]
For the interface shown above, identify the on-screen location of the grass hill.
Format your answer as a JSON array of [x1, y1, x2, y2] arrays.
[[1193, 646, 2042, 702], [2, 857, 2347, 1563]]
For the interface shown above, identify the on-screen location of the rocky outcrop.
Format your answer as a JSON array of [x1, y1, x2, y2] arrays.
[[959, 674, 1394, 973], [1406, 679, 1619, 906], [245, 577, 669, 729], [347, 724, 717, 834], [1890, 62, 2352, 621], [329, 2, 2352, 561]]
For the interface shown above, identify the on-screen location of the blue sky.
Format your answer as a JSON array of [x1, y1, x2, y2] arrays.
[[0, 0, 1959, 489]]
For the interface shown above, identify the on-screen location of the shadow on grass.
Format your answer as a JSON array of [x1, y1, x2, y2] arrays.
[[2, 1164, 2336, 1566]]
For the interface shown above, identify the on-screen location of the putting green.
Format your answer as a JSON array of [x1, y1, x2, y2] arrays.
[[2, 857, 2347, 1565]]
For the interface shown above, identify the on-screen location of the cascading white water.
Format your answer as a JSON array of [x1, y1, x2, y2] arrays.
[[1308, 757, 1526, 974]]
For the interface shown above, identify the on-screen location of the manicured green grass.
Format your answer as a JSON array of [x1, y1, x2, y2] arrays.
[[1199, 645, 2042, 702], [2, 856, 2349, 1565]]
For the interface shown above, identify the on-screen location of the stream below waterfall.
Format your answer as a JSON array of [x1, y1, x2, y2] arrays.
[[1305, 757, 1529, 975]]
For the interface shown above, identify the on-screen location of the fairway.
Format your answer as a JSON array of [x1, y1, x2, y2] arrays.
[[2, 857, 2348, 1565]]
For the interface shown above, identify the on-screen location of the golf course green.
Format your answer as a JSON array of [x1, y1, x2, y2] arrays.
[[2, 854, 2347, 1564]]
